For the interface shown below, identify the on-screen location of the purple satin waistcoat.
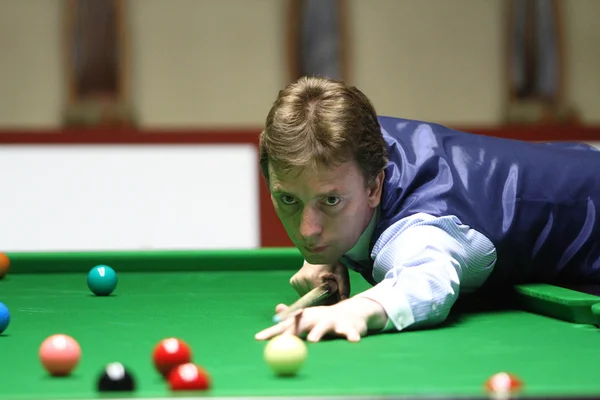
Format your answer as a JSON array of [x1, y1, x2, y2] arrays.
[[370, 116, 600, 288]]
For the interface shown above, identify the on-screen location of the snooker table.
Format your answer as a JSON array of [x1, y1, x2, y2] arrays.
[[1, 248, 600, 400]]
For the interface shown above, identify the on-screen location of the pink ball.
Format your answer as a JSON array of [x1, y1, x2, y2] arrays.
[[39, 334, 81, 376]]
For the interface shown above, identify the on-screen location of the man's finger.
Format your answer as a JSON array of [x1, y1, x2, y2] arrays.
[[317, 273, 339, 304], [337, 264, 351, 300], [291, 280, 310, 297], [293, 309, 303, 336], [306, 320, 333, 343], [337, 326, 361, 343], [255, 319, 293, 341], [346, 331, 361, 342]]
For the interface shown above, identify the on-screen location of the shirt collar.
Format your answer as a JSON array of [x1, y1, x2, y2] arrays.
[[343, 207, 379, 262]]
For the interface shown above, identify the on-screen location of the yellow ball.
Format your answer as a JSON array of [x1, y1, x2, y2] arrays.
[[264, 334, 307, 376]]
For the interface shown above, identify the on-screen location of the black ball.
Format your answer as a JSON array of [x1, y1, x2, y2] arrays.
[[97, 362, 135, 392]]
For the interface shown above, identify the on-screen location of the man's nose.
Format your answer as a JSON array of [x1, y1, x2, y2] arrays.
[[299, 207, 323, 241]]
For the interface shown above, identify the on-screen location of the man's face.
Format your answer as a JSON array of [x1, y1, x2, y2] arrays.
[[268, 160, 383, 265]]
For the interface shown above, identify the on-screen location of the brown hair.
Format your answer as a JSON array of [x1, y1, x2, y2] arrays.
[[259, 76, 388, 187]]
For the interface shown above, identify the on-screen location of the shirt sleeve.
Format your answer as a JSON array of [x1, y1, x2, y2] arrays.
[[355, 212, 497, 332]]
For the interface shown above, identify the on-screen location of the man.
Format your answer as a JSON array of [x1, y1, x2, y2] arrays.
[[254, 76, 600, 343]]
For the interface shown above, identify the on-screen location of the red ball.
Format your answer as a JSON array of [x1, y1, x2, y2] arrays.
[[168, 363, 210, 391], [484, 372, 523, 394], [152, 338, 192, 377]]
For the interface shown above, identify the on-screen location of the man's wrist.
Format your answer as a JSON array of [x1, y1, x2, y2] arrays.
[[350, 297, 388, 331]]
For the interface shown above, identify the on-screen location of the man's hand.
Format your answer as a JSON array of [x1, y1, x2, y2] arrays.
[[254, 297, 388, 342], [291, 260, 350, 303]]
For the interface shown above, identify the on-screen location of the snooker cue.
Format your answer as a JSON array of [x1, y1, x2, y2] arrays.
[[272, 281, 338, 323]]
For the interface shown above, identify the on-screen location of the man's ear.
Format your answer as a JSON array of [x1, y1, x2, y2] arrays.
[[367, 170, 385, 208]]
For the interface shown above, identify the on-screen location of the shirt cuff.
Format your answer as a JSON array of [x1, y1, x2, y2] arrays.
[[355, 279, 415, 332]]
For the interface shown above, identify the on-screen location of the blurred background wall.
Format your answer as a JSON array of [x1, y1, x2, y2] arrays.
[[1, 0, 599, 128], [0, 0, 598, 252]]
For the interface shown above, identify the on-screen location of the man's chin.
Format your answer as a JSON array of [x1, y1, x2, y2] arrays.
[[302, 252, 338, 265]]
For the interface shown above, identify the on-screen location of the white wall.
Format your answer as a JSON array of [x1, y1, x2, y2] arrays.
[[0, 0, 598, 128], [0, 145, 259, 251]]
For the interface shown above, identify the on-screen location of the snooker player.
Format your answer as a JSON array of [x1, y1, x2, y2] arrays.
[[254, 76, 600, 343]]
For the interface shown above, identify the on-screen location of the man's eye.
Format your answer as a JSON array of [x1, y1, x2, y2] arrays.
[[280, 195, 297, 205], [323, 196, 341, 206]]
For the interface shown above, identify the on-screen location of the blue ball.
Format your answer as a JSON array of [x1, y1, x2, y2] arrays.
[[87, 265, 118, 296], [0, 302, 10, 334]]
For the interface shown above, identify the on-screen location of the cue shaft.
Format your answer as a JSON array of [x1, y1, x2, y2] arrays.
[[272, 281, 337, 323]]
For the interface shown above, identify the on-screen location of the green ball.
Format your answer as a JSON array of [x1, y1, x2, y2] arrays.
[[87, 265, 117, 296]]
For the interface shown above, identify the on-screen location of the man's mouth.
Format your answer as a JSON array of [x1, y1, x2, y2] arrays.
[[304, 245, 329, 253]]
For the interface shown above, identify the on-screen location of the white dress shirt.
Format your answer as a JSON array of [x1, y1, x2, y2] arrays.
[[342, 210, 497, 332]]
